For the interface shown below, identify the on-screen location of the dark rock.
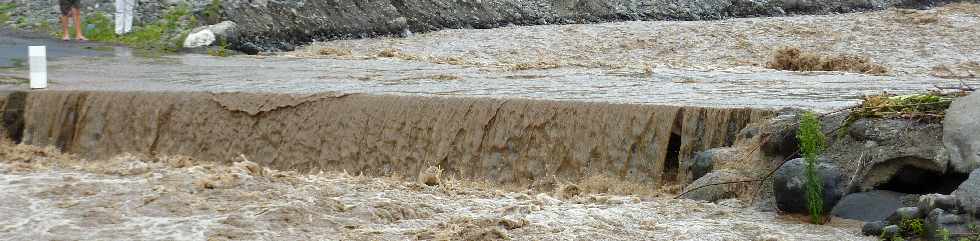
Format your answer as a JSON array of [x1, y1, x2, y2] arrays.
[[759, 112, 800, 159], [953, 169, 980, 216], [862, 221, 885, 236], [901, 194, 923, 207], [689, 148, 721, 181], [773, 158, 844, 214], [831, 190, 905, 222], [945, 92, 980, 174], [680, 170, 749, 202], [918, 194, 961, 215], [207, 21, 239, 43], [736, 126, 759, 140], [881, 225, 900, 239], [925, 208, 970, 241], [899, 0, 941, 10], [886, 207, 923, 225]]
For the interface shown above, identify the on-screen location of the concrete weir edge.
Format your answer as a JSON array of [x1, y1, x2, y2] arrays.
[[1, 90, 774, 187]]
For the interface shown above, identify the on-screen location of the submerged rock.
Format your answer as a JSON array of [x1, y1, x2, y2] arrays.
[[680, 170, 749, 202], [862, 221, 885, 236], [886, 206, 924, 224], [418, 166, 442, 186], [944, 92, 980, 174], [831, 190, 905, 222], [953, 169, 980, 216], [773, 158, 844, 214], [687, 148, 734, 182]]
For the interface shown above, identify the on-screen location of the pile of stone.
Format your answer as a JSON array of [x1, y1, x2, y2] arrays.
[[681, 92, 979, 240], [863, 170, 980, 240]]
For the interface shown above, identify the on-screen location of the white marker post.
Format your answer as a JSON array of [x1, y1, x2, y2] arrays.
[[29, 46, 47, 89]]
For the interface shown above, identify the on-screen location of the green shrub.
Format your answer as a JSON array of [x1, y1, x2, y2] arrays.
[[940, 228, 952, 241], [798, 112, 826, 224], [14, 16, 28, 28], [0, 3, 14, 12], [83, 12, 116, 41], [0, 3, 15, 25], [35, 20, 60, 37], [207, 39, 230, 57], [203, 0, 223, 24], [113, 3, 195, 52], [899, 217, 926, 238]]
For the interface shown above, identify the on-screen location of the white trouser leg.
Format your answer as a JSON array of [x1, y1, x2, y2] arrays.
[[124, 0, 135, 33], [115, 0, 125, 34]]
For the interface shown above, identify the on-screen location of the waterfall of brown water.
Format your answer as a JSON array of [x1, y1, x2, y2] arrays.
[[14, 91, 772, 186]]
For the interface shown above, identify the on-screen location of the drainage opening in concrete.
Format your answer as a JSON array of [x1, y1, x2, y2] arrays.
[[663, 133, 682, 183], [875, 164, 968, 195]]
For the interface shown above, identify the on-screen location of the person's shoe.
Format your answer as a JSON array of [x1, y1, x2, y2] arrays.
[[76, 36, 88, 42], [62, 35, 71, 41]]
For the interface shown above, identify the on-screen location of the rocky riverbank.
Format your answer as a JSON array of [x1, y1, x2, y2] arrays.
[[3, 0, 975, 53], [679, 91, 979, 240]]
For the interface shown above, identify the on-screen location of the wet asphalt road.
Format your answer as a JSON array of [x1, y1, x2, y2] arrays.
[[0, 27, 113, 68]]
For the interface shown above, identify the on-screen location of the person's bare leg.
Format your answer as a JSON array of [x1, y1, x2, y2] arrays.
[[60, 15, 70, 41], [73, 8, 87, 40]]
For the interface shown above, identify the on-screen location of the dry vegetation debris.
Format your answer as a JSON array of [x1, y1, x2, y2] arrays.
[[317, 47, 353, 56], [890, 9, 942, 24], [848, 92, 965, 122], [767, 47, 888, 75]]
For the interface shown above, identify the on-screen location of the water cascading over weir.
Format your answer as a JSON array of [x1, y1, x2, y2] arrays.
[[1, 91, 773, 186]]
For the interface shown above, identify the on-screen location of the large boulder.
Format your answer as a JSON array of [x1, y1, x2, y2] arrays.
[[826, 118, 949, 193], [183, 21, 239, 49], [183, 29, 216, 48], [953, 169, 980, 216], [918, 194, 960, 215], [679, 170, 750, 202], [688, 148, 719, 182], [759, 110, 801, 160], [831, 190, 906, 222], [944, 92, 980, 174], [206, 21, 240, 43], [685, 147, 741, 182], [773, 158, 845, 214]]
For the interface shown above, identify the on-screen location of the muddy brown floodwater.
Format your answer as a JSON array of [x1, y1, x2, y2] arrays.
[[0, 5, 978, 111], [0, 143, 871, 241], [1, 4, 978, 241]]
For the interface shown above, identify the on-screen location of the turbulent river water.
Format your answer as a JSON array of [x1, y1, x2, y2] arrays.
[[1, 4, 979, 241], [1, 5, 978, 111], [0, 144, 871, 241]]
